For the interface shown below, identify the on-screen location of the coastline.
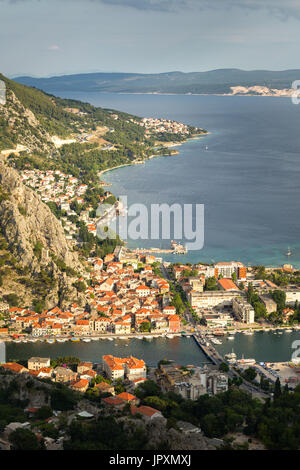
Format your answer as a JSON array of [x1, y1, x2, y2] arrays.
[[98, 132, 209, 180], [116, 91, 292, 98]]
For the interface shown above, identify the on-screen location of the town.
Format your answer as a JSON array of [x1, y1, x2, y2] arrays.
[[0, 353, 228, 450]]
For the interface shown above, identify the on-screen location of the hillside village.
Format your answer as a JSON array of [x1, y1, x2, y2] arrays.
[[0, 354, 228, 451]]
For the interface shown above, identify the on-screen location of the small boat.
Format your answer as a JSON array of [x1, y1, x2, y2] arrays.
[[108, 337, 114, 341], [228, 336, 235, 340], [285, 329, 293, 333], [166, 334, 174, 339], [244, 330, 254, 336], [47, 339, 55, 344], [286, 247, 292, 257], [205, 146, 208, 150], [225, 350, 237, 362], [211, 338, 222, 345], [82, 338, 91, 343], [71, 338, 80, 342], [56, 338, 67, 343]]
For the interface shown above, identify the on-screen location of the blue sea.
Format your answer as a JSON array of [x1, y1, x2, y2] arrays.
[[58, 92, 300, 267]]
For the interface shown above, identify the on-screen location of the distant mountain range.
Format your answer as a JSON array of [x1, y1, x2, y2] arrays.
[[14, 69, 300, 95]]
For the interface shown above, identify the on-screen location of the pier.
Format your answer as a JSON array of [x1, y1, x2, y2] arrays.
[[192, 334, 221, 365]]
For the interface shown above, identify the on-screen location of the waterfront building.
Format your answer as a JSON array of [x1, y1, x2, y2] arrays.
[[102, 355, 146, 381], [214, 262, 247, 280], [188, 290, 241, 309], [232, 297, 255, 324], [202, 313, 233, 328], [28, 357, 51, 371]]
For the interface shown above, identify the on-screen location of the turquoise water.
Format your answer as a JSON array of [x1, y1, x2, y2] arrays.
[[57, 92, 300, 268], [43, 91, 300, 362]]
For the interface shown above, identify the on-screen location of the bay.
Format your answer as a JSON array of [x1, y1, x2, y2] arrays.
[[58, 92, 300, 268]]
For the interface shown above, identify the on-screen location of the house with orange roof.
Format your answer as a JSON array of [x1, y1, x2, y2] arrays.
[[116, 392, 139, 405], [130, 405, 164, 422], [95, 382, 115, 395], [37, 367, 53, 379], [168, 314, 181, 333], [102, 354, 146, 381], [102, 396, 125, 409], [77, 361, 93, 374], [1, 362, 28, 374], [124, 356, 147, 380], [218, 278, 239, 291], [113, 321, 131, 335], [93, 317, 111, 332], [70, 378, 89, 393], [136, 285, 150, 298], [80, 369, 97, 381]]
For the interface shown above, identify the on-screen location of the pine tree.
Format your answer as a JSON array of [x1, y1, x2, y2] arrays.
[[274, 377, 282, 400]]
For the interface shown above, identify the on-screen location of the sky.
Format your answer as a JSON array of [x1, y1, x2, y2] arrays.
[[0, 0, 300, 77]]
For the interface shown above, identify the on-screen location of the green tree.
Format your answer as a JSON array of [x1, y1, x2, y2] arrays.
[[10, 428, 41, 450], [219, 362, 229, 373]]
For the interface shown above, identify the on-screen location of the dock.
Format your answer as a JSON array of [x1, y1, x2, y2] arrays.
[[192, 334, 220, 365]]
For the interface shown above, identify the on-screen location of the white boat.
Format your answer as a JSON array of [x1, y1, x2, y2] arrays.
[[285, 329, 293, 333], [225, 350, 237, 362], [166, 334, 174, 339], [119, 336, 128, 340], [56, 338, 67, 343], [136, 336, 143, 339], [237, 356, 256, 365], [228, 336, 235, 340], [108, 337, 114, 341], [82, 338, 91, 342], [211, 338, 222, 345], [244, 330, 254, 336], [91, 337, 99, 341], [286, 247, 292, 257], [47, 339, 55, 344]]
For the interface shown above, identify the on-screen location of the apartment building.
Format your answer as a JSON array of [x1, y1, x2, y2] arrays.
[[232, 296, 255, 324]]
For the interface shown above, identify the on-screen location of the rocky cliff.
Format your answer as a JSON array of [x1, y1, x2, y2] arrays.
[[0, 159, 84, 309], [0, 84, 55, 154]]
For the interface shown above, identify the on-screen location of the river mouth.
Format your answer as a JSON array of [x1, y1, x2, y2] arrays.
[[6, 336, 210, 367]]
